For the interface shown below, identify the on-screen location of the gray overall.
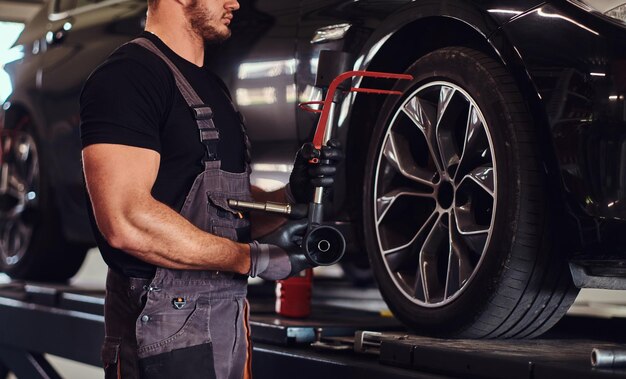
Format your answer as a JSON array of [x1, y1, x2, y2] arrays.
[[101, 38, 253, 379]]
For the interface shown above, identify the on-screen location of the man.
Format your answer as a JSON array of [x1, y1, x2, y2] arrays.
[[80, 0, 342, 377]]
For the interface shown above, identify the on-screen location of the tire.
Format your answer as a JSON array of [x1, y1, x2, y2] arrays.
[[363, 47, 579, 338], [0, 119, 87, 282]]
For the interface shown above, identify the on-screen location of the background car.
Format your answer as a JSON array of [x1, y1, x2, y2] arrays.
[[2, 0, 626, 338]]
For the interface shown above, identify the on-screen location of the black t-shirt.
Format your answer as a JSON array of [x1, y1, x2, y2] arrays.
[[80, 32, 245, 278]]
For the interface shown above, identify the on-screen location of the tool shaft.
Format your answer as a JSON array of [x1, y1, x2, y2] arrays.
[[228, 199, 292, 215], [313, 95, 337, 205]]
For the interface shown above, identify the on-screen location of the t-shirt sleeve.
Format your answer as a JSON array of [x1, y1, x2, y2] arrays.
[[79, 56, 172, 152]]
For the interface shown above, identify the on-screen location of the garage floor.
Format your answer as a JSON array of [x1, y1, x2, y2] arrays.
[[3, 249, 626, 378]]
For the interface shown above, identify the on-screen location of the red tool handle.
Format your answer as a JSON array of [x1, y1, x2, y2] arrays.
[[302, 70, 413, 163]]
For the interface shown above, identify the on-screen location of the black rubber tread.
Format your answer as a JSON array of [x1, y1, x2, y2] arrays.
[[450, 48, 578, 338], [453, 47, 579, 339], [364, 47, 578, 339]]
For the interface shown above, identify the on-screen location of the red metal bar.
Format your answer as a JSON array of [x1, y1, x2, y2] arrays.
[[310, 70, 413, 150], [349, 88, 404, 95], [298, 101, 324, 113]]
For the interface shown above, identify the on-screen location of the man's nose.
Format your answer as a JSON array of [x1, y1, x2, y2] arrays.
[[226, 0, 240, 11]]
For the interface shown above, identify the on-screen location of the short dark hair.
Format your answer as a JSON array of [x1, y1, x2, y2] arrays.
[[147, 0, 158, 8]]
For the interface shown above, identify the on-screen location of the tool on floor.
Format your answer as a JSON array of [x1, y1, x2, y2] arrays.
[[591, 348, 626, 368]]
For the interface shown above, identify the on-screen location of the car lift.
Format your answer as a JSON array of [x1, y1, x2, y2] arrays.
[[0, 279, 625, 379]]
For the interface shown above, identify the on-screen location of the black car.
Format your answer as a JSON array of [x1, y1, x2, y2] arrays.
[[2, 0, 626, 338]]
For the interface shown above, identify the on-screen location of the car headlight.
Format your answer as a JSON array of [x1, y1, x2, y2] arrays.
[[569, 1, 626, 24]]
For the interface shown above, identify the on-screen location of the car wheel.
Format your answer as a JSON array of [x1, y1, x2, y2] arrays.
[[363, 47, 578, 338], [0, 120, 87, 282]]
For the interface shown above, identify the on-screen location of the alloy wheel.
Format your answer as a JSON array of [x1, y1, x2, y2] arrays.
[[373, 81, 497, 307], [0, 131, 39, 268]]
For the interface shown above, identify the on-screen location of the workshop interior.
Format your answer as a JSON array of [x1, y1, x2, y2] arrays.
[[1, 0, 626, 378]]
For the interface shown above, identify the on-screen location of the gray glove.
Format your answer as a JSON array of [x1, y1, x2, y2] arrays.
[[248, 219, 313, 280]]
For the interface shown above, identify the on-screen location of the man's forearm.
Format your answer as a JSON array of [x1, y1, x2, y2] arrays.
[[97, 196, 251, 274]]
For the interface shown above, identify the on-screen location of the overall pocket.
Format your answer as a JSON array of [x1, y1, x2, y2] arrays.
[[137, 300, 211, 358], [207, 192, 251, 241]]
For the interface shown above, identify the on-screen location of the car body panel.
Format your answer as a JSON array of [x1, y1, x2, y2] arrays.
[[501, 2, 626, 254]]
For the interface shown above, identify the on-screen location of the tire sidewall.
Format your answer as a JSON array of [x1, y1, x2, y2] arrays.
[[363, 48, 526, 335]]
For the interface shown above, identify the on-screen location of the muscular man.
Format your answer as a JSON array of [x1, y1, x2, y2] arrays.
[[80, 0, 342, 377]]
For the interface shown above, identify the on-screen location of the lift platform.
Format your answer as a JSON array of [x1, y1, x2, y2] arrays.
[[0, 279, 624, 379]]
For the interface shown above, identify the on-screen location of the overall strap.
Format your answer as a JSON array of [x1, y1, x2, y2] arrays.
[[130, 37, 220, 169], [238, 111, 252, 167], [210, 73, 252, 167]]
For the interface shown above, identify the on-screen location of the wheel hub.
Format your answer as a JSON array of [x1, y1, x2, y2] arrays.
[[437, 180, 454, 210]]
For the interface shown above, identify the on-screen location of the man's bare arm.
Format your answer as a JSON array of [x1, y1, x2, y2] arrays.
[[82, 144, 250, 274]]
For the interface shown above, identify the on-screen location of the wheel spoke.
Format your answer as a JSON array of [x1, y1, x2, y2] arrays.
[[454, 200, 491, 235], [384, 211, 438, 300], [377, 188, 434, 226], [461, 166, 495, 197], [444, 212, 475, 298], [436, 86, 455, 127], [382, 132, 438, 187], [456, 105, 489, 181], [436, 87, 469, 176], [402, 95, 443, 174], [383, 210, 438, 258], [417, 212, 447, 303]]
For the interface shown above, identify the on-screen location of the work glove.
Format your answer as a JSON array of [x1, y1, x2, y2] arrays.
[[248, 219, 313, 280], [287, 139, 344, 204]]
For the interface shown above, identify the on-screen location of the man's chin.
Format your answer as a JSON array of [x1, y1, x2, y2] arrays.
[[203, 29, 231, 44]]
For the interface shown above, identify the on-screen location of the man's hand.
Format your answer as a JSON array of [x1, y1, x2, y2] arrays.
[[248, 219, 313, 280], [288, 139, 344, 204]]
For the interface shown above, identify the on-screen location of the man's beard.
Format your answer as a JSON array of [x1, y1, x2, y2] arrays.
[[185, 0, 231, 44]]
